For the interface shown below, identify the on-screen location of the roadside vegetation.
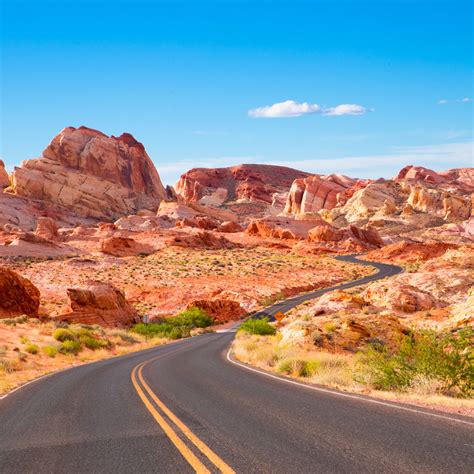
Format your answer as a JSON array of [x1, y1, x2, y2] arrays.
[[131, 307, 214, 339], [233, 325, 474, 413], [0, 308, 213, 395]]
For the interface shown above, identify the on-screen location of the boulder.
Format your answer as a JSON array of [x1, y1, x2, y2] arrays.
[[11, 126, 166, 220], [35, 217, 60, 241], [0, 267, 40, 318], [100, 236, 154, 257], [58, 281, 139, 327], [218, 221, 243, 233]]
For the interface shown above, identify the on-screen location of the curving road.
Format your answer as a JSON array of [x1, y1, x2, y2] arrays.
[[1, 256, 472, 473]]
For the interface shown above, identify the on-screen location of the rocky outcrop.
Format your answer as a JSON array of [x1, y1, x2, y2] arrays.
[[397, 165, 474, 193], [100, 236, 154, 257], [307, 222, 383, 248], [35, 217, 60, 241], [365, 241, 459, 263], [0, 268, 40, 318], [246, 216, 322, 240], [0, 160, 9, 188], [284, 174, 362, 215], [11, 126, 166, 220], [187, 299, 247, 323], [175, 164, 309, 205], [58, 281, 139, 327], [167, 230, 236, 249]]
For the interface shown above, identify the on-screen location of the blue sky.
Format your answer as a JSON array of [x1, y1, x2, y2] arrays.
[[1, 0, 472, 185]]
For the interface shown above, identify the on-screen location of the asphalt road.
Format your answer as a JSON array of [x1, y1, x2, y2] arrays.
[[1, 256, 472, 473]]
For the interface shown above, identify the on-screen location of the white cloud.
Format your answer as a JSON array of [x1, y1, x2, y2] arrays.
[[248, 100, 321, 118], [322, 104, 370, 116], [438, 97, 471, 105], [248, 100, 370, 118]]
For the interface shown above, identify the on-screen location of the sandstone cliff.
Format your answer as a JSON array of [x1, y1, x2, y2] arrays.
[[11, 126, 166, 220]]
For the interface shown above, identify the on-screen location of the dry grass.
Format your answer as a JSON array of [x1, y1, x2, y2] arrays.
[[0, 318, 170, 395], [232, 333, 474, 416]]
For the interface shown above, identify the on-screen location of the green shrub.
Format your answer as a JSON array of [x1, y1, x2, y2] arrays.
[[53, 328, 77, 342], [168, 307, 213, 328], [238, 318, 276, 336], [25, 343, 39, 355], [58, 340, 82, 355], [111, 331, 139, 345], [19, 336, 29, 344], [80, 335, 109, 350], [357, 328, 473, 397], [131, 308, 212, 340], [43, 345, 58, 358], [278, 358, 319, 377]]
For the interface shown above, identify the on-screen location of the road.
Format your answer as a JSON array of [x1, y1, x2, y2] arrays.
[[1, 256, 472, 473]]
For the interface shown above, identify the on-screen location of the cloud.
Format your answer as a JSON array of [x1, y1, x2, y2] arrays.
[[248, 100, 370, 118], [438, 97, 472, 105], [248, 100, 321, 118], [322, 104, 370, 116]]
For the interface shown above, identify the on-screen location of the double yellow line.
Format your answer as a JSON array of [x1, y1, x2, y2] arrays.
[[131, 345, 235, 473]]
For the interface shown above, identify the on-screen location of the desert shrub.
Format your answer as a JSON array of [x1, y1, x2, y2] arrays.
[[19, 336, 29, 344], [0, 359, 15, 373], [238, 318, 276, 336], [2, 315, 29, 326], [168, 307, 213, 328], [43, 345, 58, 358], [323, 322, 337, 333], [278, 358, 319, 377], [25, 344, 39, 355], [53, 328, 77, 342], [58, 340, 82, 355], [111, 331, 139, 345], [80, 335, 109, 350], [131, 308, 212, 340], [356, 328, 473, 397]]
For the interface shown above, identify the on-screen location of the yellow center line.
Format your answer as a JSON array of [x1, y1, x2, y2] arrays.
[[131, 364, 210, 473], [131, 340, 235, 473]]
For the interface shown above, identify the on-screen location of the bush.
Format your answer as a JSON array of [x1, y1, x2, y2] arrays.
[[131, 308, 212, 340], [43, 345, 58, 358], [25, 344, 39, 355], [278, 358, 319, 377], [58, 340, 82, 355], [168, 307, 213, 329], [357, 328, 473, 397], [238, 318, 276, 336], [111, 331, 139, 345], [80, 335, 109, 350], [53, 328, 77, 342]]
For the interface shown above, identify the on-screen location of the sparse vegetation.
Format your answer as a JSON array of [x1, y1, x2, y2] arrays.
[[357, 328, 473, 397], [238, 318, 276, 336], [132, 307, 213, 340], [25, 344, 39, 355]]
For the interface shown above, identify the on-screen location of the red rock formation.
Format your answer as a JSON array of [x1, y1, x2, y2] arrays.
[[168, 230, 236, 249], [246, 216, 322, 240], [11, 126, 166, 220], [187, 299, 247, 323], [218, 221, 243, 233], [100, 236, 154, 257], [308, 223, 383, 249], [365, 241, 459, 263], [396, 165, 474, 193], [58, 281, 139, 327], [175, 164, 309, 205], [0, 160, 9, 188], [284, 174, 361, 215], [35, 217, 60, 241], [0, 267, 40, 318]]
